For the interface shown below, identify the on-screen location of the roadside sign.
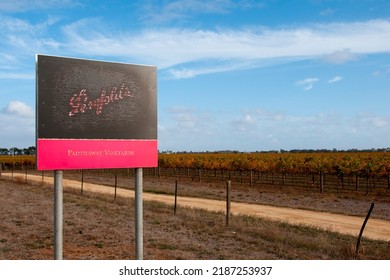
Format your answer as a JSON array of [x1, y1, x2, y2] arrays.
[[36, 55, 157, 170]]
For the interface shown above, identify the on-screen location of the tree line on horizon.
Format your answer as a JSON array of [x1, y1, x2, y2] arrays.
[[1, 146, 390, 156], [159, 147, 390, 154], [0, 146, 36, 156]]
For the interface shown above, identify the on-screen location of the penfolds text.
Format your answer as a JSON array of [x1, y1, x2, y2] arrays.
[[69, 83, 134, 116]]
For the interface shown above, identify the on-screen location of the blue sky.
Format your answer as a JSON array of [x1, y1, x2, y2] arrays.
[[1, 0, 390, 151]]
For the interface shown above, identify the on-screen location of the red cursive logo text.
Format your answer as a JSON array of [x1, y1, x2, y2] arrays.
[[69, 83, 133, 116]]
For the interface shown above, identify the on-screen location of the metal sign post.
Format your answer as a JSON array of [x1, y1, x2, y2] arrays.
[[54, 170, 63, 260], [135, 168, 143, 260]]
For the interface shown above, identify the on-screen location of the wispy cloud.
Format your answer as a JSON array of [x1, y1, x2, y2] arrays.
[[164, 106, 214, 132], [0, 15, 62, 60], [372, 65, 390, 77], [139, 0, 231, 24], [328, 76, 343, 83], [2, 14, 390, 79], [0, 72, 34, 79], [295, 78, 320, 91], [320, 8, 335, 16], [138, 0, 264, 24], [0, 0, 76, 12], [227, 110, 390, 151], [231, 109, 285, 132], [59, 19, 390, 78], [321, 49, 358, 64]]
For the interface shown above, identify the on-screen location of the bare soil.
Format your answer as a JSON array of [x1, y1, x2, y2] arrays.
[[1, 172, 389, 260]]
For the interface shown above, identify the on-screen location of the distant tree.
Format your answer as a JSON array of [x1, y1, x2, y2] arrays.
[[9, 147, 22, 155], [23, 146, 36, 155], [0, 148, 10, 155]]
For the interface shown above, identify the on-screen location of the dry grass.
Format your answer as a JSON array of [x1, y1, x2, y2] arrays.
[[0, 175, 389, 260]]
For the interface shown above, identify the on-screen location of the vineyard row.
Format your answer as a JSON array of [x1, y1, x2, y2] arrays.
[[1, 152, 390, 195], [141, 166, 390, 194]]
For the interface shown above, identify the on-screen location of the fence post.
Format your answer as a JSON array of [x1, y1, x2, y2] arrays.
[[226, 180, 231, 226], [174, 180, 178, 214], [356, 203, 375, 256], [81, 170, 84, 195], [114, 172, 117, 200], [320, 172, 324, 193]]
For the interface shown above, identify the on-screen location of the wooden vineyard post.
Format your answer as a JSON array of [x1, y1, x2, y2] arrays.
[[174, 180, 178, 214], [356, 203, 375, 256], [114, 172, 118, 200], [388, 175, 390, 189], [81, 170, 84, 195], [226, 180, 231, 226], [355, 175, 359, 191]]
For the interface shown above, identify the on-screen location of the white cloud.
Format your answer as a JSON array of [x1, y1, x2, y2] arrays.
[[231, 114, 256, 132], [321, 49, 358, 64], [295, 78, 320, 91], [140, 0, 232, 24], [3, 101, 34, 118], [60, 19, 390, 78], [372, 117, 388, 127], [139, 0, 264, 24], [0, 0, 76, 12], [168, 69, 197, 79], [328, 76, 343, 83], [0, 101, 35, 148], [372, 65, 390, 77], [158, 106, 220, 151], [0, 72, 34, 79], [228, 110, 390, 151], [2, 15, 390, 79], [165, 106, 214, 131], [157, 106, 390, 151], [0, 15, 62, 55], [231, 109, 285, 132], [166, 59, 264, 79], [320, 8, 335, 16], [354, 113, 389, 128]]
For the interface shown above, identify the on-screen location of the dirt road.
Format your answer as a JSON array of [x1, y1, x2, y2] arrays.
[[4, 172, 390, 241]]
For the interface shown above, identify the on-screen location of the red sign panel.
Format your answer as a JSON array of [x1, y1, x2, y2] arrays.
[[36, 55, 157, 170]]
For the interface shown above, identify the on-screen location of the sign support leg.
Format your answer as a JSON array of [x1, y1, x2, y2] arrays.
[[135, 168, 143, 260], [54, 170, 63, 260]]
